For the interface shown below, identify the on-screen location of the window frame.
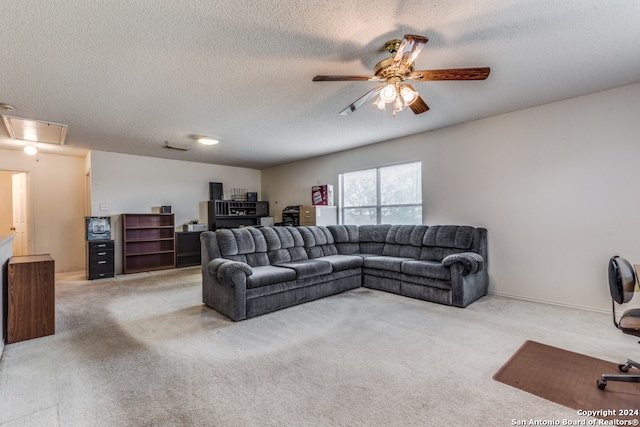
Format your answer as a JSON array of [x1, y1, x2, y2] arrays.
[[339, 161, 422, 225]]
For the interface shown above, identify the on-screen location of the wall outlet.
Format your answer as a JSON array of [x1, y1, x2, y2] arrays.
[[99, 204, 108, 211]]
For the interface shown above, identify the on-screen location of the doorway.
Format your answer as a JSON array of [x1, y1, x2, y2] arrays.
[[0, 170, 31, 256]]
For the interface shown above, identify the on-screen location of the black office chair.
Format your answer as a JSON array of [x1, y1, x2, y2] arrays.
[[597, 256, 640, 390]]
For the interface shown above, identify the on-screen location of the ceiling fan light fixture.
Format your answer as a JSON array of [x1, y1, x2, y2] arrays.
[[373, 96, 386, 110], [379, 83, 397, 103], [393, 96, 406, 115], [400, 85, 419, 105]]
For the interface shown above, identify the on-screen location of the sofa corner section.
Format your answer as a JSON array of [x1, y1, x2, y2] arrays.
[[200, 224, 489, 320]]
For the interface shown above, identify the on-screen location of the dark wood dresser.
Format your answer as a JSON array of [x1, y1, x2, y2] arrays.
[[8, 254, 55, 343]]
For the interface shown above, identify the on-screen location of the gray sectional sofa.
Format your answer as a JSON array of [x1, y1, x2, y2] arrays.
[[200, 224, 488, 321]]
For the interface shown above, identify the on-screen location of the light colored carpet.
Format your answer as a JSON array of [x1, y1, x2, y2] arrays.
[[0, 267, 637, 426]]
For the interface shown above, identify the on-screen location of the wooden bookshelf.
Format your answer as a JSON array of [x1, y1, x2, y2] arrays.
[[122, 213, 175, 274]]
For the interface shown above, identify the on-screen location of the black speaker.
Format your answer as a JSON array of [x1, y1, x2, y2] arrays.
[[255, 202, 269, 216], [209, 182, 223, 200], [160, 206, 171, 213]]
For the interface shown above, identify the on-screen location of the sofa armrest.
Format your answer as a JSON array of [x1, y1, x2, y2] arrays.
[[203, 259, 252, 321], [207, 259, 253, 287], [446, 253, 488, 307], [442, 252, 484, 275]]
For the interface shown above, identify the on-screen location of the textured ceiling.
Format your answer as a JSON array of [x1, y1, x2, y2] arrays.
[[1, 1, 639, 169]]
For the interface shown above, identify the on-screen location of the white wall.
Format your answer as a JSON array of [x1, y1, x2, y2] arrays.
[[89, 150, 261, 273], [261, 83, 640, 312], [0, 150, 86, 272]]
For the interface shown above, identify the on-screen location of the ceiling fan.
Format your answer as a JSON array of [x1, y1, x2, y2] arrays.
[[313, 35, 490, 116]]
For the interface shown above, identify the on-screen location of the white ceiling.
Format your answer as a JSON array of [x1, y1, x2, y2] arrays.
[[1, 1, 639, 169]]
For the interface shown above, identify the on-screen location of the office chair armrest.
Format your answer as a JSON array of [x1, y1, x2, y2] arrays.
[[442, 252, 484, 275]]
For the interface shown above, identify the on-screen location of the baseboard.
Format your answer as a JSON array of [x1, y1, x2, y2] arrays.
[[488, 290, 610, 315]]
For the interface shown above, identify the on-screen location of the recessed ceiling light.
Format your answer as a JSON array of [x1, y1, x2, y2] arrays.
[[191, 134, 219, 146], [199, 137, 219, 145], [0, 103, 15, 111]]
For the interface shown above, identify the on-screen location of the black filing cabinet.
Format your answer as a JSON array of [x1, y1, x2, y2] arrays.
[[87, 240, 115, 279], [176, 232, 202, 267]]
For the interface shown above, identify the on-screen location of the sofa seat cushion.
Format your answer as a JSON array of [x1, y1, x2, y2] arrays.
[[246, 268, 362, 300], [363, 256, 414, 272], [246, 265, 297, 289], [276, 259, 333, 279], [401, 260, 451, 281], [401, 274, 451, 290], [363, 268, 402, 280], [314, 255, 364, 272]]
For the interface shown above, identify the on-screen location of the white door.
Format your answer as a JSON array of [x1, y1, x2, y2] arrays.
[[11, 172, 29, 256]]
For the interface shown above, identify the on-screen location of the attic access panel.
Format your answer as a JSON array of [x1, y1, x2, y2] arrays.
[[2, 115, 68, 145]]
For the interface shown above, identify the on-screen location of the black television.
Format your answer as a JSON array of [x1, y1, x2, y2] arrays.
[[85, 216, 111, 241]]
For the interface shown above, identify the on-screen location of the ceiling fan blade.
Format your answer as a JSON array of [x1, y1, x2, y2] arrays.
[[313, 75, 377, 82], [409, 67, 491, 81], [409, 96, 429, 114], [339, 87, 383, 115], [392, 35, 429, 74]]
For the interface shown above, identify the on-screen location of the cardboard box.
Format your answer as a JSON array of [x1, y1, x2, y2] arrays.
[[312, 185, 333, 206]]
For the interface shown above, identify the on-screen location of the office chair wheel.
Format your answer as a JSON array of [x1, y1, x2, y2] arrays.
[[597, 379, 607, 390], [618, 364, 631, 372]]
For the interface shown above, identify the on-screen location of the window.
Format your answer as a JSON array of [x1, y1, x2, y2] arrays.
[[339, 162, 422, 225]]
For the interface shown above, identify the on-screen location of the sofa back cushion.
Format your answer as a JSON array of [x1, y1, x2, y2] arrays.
[[265, 227, 308, 264], [213, 226, 309, 267], [258, 227, 293, 265], [211, 224, 486, 266], [327, 225, 360, 254], [382, 225, 427, 258], [358, 224, 392, 255], [297, 226, 338, 258], [419, 225, 480, 261], [245, 228, 269, 266], [215, 228, 266, 265]]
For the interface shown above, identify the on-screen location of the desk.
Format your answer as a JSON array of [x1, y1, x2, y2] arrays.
[[8, 254, 55, 343]]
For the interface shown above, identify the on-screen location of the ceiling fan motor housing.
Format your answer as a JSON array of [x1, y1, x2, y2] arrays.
[[374, 57, 415, 80], [384, 39, 402, 54]]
